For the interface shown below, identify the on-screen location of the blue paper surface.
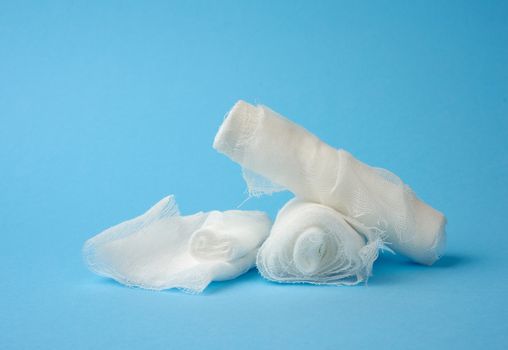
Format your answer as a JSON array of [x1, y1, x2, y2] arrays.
[[1, 1, 507, 349]]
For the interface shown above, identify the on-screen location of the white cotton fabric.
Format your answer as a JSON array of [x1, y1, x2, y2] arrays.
[[257, 198, 382, 285], [83, 195, 271, 293], [213, 100, 446, 265]]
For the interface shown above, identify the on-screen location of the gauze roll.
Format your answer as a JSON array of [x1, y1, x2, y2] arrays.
[[83, 195, 271, 293], [257, 198, 382, 285], [213, 100, 446, 265]]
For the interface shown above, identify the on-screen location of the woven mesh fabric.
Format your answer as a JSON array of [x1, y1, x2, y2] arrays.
[[257, 198, 382, 285], [214, 100, 446, 265], [83, 196, 272, 293]]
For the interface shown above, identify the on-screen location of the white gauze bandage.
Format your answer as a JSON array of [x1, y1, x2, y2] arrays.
[[83, 195, 271, 293], [213, 100, 446, 265], [257, 198, 382, 285]]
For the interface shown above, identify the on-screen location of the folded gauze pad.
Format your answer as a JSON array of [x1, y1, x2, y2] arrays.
[[257, 198, 382, 285], [214, 101, 446, 265], [83, 196, 271, 293]]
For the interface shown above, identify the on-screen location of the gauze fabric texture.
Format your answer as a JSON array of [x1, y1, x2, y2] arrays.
[[257, 198, 383, 285], [83, 195, 271, 293], [214, 100, 446, 265]]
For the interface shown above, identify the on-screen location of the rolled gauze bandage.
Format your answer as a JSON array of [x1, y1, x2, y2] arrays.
[[257, 198, 381, 285], [83, 195, 271, 293], [214, 100, 446, 265]]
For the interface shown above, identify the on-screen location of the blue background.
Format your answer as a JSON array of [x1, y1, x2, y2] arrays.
[[1, 1, 507, 349]]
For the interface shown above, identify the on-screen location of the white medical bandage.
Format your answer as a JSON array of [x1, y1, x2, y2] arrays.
[[214, 101, 446, 265], [83, 196, 271, 293], [257, 199, 381, 285]]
